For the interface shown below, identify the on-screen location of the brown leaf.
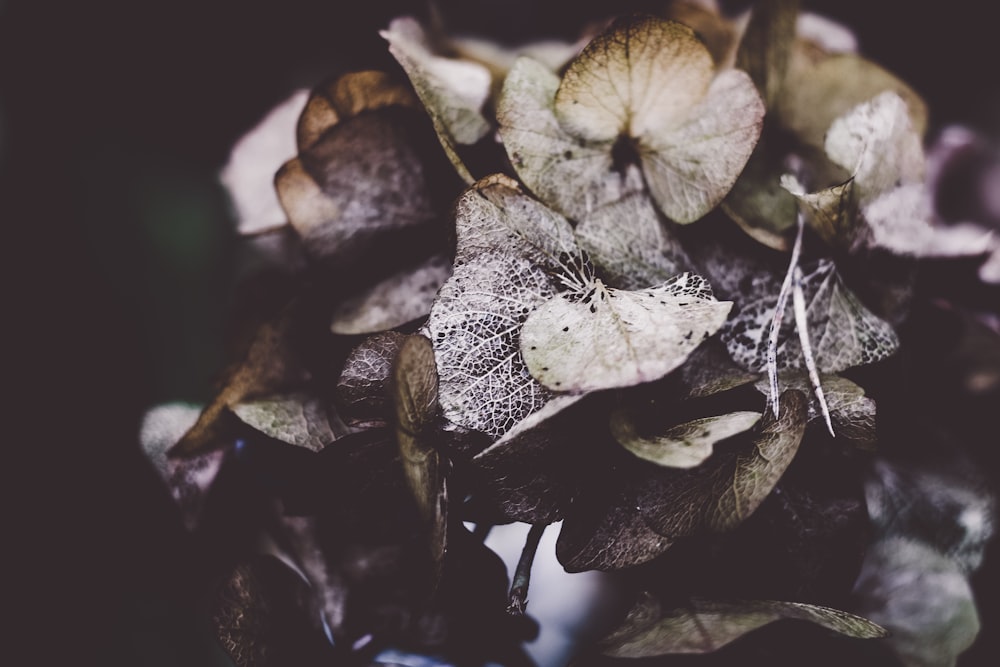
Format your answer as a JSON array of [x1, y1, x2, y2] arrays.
[[735, 0, 800, 109], [392, 335, 448, 587], [782, 173, 859, 248], [392, 335, 443, 519], [635, 389, 808, 537], [721, 135, 799, 251], [662, 0, 738, 66], [170, 301, 308, 457], [755, 372, 877, 448], [211, 556, 335, 667], [676, 338, 760, 399], [275, 107, 439, 265], [296, 70, 418, 151], [212, 562, 271, 667], [471, 395, 583, 524], [777, 52, 928, 151], [555, 17, 715, 143], [335, 331, 407, 428], [556, 473, 674, 572], [392, 335, 440, 437]]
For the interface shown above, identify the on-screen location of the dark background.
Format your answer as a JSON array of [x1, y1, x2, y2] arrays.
[[4, 1, 997, 664]]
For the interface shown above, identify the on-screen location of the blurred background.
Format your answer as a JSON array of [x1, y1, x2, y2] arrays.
[[4, 0, 998, 664]]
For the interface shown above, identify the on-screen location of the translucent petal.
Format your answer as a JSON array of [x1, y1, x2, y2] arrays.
[[497, 57, 641, 221], [521, 273, 732, 392]]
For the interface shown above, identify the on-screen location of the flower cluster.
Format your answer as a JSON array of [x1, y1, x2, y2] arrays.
[[144, 1, 998, 666]]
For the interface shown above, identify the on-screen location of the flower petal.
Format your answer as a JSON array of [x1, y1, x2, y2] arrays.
[[640, 68, 764, 223], [497, 57, 641, 221], [555, 17, 715, 143]]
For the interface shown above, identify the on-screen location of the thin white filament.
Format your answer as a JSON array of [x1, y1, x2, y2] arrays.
[[792, 265, 835, 436], [766, 212, 806, 417]]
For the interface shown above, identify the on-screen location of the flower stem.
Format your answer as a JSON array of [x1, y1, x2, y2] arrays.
[[507, 523, 546, 615]]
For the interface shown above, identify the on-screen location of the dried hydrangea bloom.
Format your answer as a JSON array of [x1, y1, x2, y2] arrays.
[[499, 15, 764, 224]]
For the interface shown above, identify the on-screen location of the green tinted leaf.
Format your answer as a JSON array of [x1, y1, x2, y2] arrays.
[[778, 53, 927, 150], [636, 390, 808, 536], [707, 392, 807, 530], [392, 335, 447, 580], [598, 590, 662, 647], [722, 135, 799, 251], [612, 410, 762, 469], [677, 339, 760, 398], [521, 273, 732, 393], [600, 596, 887, 656], [231, 393, 336, 452]]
